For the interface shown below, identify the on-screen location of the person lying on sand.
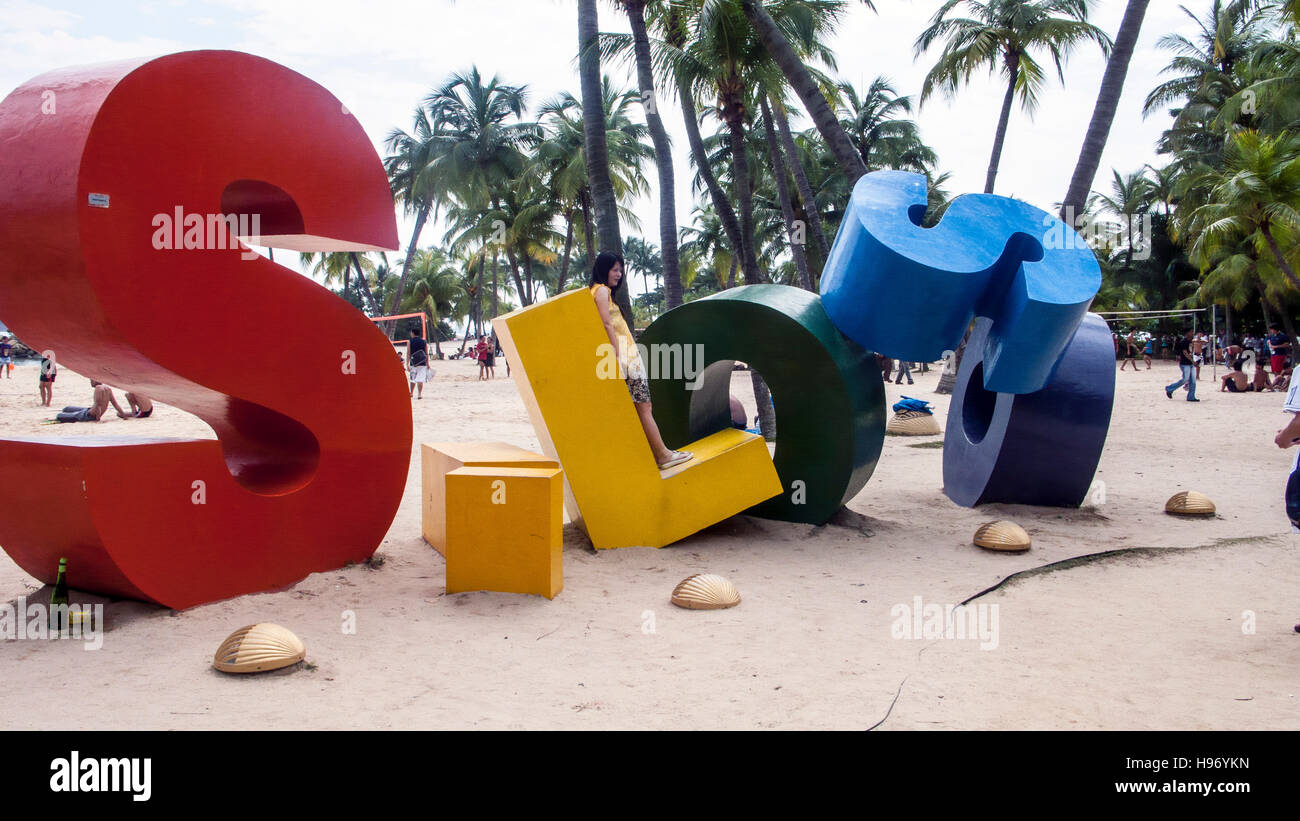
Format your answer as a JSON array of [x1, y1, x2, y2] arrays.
[[56, 380, 127, 423]]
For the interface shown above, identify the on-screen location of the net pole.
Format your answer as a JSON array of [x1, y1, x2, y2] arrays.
[[1212, 305, 1217, 382]]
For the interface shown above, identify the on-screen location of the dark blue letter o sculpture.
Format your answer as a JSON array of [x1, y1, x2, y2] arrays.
[[943, 313, 1115, 507]]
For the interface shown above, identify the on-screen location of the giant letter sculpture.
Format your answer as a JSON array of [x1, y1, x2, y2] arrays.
[[0, 51, 408, 609], [640, 285, 885, 525], [942, 314, 1115, 507], [493, 288, 781, 549], [820, 170, 1100, 395]]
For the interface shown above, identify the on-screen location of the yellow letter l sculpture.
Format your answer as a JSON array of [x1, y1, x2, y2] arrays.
[[493, 289, 780, 549]]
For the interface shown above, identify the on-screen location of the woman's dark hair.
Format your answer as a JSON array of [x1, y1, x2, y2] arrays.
[[590, 252, 625, 289]]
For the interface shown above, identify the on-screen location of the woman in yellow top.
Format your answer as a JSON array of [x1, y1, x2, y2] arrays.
[[590, 252, 693, 469]]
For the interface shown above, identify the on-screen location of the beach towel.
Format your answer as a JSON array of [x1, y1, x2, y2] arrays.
[[892, 396, 934, 415]]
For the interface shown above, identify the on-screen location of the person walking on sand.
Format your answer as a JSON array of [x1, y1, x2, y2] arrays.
[[0, 335, 12, 378], [475, 335, 491, 381], [1143, 336, 1154, 370], [894, 360, 913, 385], [1119, 332, 1138, 371], [590, 252, 692, 470], [407, 327, 430, 399], [1165, 329, 1199, 402], [38, 353, 56, 406]]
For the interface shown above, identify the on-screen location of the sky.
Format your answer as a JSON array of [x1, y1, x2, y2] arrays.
[[0, 0, 1205, 300]]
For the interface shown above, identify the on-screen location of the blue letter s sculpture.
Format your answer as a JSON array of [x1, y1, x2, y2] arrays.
[[820, 170, 1101, 395]]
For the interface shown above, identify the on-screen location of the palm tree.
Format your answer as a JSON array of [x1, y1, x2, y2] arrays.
[[770, 96, 831, 260], [386, 68, 536, 321], [622, 0, 684, 309], [681, 0, 780, 287], [579, 0, 636, 328], [623, 235, 664, 299], [1183, 129, 1300, 290], [915, 0, 1112, 194], [384, 106, 440, 335], [1060, 0, 1152, 222], [759, 93, 813, 289], [396, 248, 462, 357], [740, 0, 868, 182], [1093, 168, 1155, 270], [679, 204, 736, 291], [837, 77, 937, 173], [534, 82, 654, 282], [1143, 1, 1263, 120]]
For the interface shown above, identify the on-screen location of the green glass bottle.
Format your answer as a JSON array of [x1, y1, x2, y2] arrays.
[[49, 557, 68, 632]]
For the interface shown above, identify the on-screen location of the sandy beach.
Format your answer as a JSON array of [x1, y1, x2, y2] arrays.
[[0, 355, 1297, 730]]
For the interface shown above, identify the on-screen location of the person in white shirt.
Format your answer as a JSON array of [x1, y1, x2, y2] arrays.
[[1272, 378, 1300, 534]]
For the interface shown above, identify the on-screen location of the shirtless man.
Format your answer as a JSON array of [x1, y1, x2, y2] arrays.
[[1191, 333, 1206, 380], [122, 392, 153, 418], [56, 380, 127, 423], [1119, 332, 1138, 371], [1220, 365, 1251, 392]]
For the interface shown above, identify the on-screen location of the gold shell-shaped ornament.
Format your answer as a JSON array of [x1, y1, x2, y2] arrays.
[[973, 521, 1031, 552], [886, 410, 941, 436], [1165, 491, 1216, 516], [213, 623, 306, 674], [671, 574, 741, 610]]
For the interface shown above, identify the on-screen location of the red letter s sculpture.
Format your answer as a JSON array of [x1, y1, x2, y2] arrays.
[[0, 51, 408, 608]]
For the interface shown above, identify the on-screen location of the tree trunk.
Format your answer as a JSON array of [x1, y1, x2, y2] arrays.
[[677, 77, 745, 260], [1060, 0, 1150, 222], [985, 52, 1021, 195], [1262, 223, 1300, 289], [523, 254, 535, 305], [760, 95, 813, 291], [491, 252, 499, 319], [581, 193, 596, 266], [349, 252, 382, 316], [724, 105, 764, 285], [1258, 282, 1274, 330], [390, 200, 431, 336], [751, 368, 777, 441], [579, 0, 631, 328], [726, 256, 737, 290], [626, 0, 683, 310], [724, 95, 775, 438], [1273, 296, 1300, 365], [740, 0, 866, 183], [773, 100, 830, 260], [558, 212, 575, 292], [504, 245, 530, 308], [474, 258, 485, 337]]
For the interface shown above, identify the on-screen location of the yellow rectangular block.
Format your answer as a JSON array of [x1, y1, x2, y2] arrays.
[[492, 288, 781, 549], [445, 466, 563, 599], [421, 442, 559, 555]]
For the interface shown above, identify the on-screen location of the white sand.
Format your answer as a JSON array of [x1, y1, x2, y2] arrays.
[[0, 356, 1296, 730]]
